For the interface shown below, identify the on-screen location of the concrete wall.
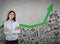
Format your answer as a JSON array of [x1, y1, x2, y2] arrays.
[[0, 0, 60, 44], [0, 0, 3, 25], [0, 0, 60, 25]]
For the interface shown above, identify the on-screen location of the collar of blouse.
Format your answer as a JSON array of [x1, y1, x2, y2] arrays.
[[8, 20, 14, 23]]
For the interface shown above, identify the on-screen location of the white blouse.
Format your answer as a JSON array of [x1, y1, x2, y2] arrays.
[[4, 20, 20, 41]]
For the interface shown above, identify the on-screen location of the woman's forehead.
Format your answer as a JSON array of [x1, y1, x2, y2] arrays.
[[10, 12, 14, 15]]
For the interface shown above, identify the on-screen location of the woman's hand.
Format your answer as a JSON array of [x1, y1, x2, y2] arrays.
[[4, 27, 12, 32], [15, 27, 20, 30]]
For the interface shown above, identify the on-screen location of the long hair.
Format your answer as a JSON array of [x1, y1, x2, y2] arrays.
[[7, 11, 16, 21]]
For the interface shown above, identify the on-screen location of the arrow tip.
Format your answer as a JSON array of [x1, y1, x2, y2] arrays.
[[47, 3, 53, 12]]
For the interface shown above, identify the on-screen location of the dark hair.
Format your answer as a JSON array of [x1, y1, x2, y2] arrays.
[[7, 11, 16, 21]]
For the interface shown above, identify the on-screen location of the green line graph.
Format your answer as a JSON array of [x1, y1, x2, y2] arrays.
[[0, 3, 53, 29]]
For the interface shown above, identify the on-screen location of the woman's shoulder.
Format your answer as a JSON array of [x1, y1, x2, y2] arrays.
[[13, 21, 19, 24]]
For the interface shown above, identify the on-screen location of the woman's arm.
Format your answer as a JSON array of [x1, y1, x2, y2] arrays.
[[12, 27, 20, 34], [4, 27, 12, 32], [12, 22, 20, 34], [4, 22, 12, 35], [4, 27, 12, 35]]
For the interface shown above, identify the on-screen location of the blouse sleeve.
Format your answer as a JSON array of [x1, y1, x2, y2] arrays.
[[4, 22, 12, 35], [12, 22, 20, 34]]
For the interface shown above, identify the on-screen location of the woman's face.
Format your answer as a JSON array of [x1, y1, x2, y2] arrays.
[[9, 12, 14, 20]]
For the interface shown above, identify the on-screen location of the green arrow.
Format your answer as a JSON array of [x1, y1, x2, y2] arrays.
[[20, 3, 53, 28], [0, 3, 53, 29], [43, 3, 53, 24], [0, 24, 4, 29]]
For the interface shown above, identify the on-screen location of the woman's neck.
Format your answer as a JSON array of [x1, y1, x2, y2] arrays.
[[9, 19, 13, 21]]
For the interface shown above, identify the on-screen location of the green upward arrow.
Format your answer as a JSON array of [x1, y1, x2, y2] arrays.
[[20, 3, 53, 28], [0, 24, 4, 29], [43, 3, 53, 24], [0, 3, 53, 30]]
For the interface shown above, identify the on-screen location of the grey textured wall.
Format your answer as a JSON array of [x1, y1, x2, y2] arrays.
[[0, 0, 60, 44], [0, 0, 60, 25]]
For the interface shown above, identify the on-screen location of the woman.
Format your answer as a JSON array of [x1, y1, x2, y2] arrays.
[[4, 11, 20, 44]]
